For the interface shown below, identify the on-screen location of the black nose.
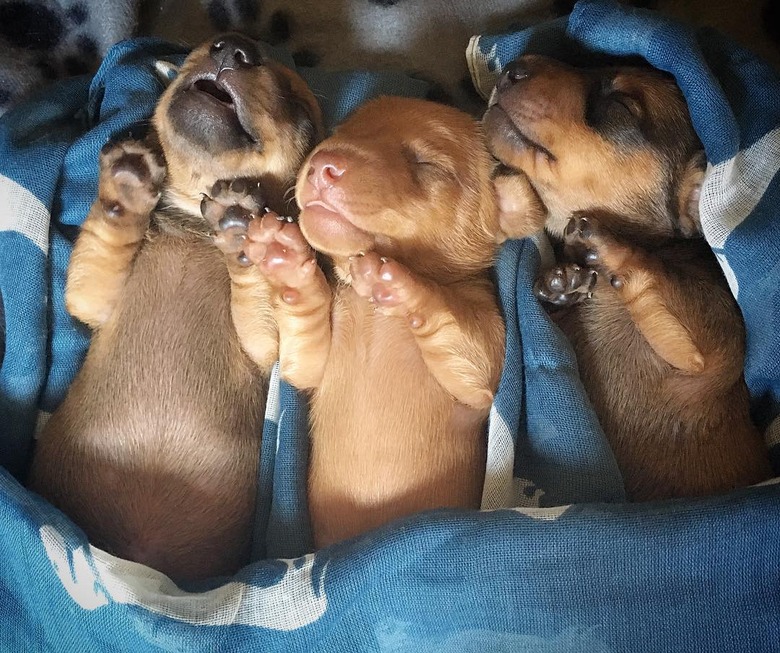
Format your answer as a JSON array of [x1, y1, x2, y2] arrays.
[[210, 33, 262, 68], [496, 60, 530, 92]]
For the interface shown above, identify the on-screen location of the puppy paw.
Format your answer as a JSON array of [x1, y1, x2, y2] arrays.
[[563, 214, 601, 266], [243, 215, 321, 303], [534, 263, 598, 306], [98, 140, 165, 221], [201, 178, 266, 263], [349, 253, 429, 326]]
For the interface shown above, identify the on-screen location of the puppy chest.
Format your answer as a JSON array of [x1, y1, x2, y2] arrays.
[[313, 308, 452, 440]]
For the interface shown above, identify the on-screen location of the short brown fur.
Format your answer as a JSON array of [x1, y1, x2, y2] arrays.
[[484, 55, 772, 500], [27, 34, 322, 581], [242, 97, 509, 547]]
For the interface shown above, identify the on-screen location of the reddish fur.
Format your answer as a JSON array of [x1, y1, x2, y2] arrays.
[[245, 98, 508, 547]]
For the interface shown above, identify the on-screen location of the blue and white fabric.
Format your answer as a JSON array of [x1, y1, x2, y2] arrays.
[[2, 1, 780, 650]]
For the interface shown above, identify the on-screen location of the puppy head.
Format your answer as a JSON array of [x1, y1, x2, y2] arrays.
[[153, 33, 322, 215], [295, 97, 499, 281], [483, 55, 705, 239]]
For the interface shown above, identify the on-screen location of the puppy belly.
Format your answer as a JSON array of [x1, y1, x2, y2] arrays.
[[307, 359, 486, 547], [558, 291, 771, 500], [30, 237, 267, 581]]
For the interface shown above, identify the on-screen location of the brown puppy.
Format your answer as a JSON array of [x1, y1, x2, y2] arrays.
[[484, 55, 772, 500], [240, 97, 508, 547], [27, 33, 322, 581]]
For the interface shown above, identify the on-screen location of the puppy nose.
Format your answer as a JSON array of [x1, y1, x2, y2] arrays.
[[210, 33, 262, 68], [307, 151, 347, 189], [496, 60, 530, 92]]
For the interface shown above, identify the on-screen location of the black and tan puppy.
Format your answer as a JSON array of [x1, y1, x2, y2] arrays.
[[236, 98, 509, 547], [484, 55, 772, 501], [27, 34, 321, 582]]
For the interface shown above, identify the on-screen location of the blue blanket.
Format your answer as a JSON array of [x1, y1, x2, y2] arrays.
[[2, 2, 780, 651]]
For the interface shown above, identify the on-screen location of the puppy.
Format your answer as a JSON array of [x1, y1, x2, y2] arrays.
[[484, 55, 772, 500], [27, 33, 322, 581], [240, 97, 509, 547]]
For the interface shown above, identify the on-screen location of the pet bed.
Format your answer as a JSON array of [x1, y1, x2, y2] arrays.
[[1, 1, 779, 651]]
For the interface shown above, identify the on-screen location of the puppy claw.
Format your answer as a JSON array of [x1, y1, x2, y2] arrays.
[[565, 215, 592, 241]]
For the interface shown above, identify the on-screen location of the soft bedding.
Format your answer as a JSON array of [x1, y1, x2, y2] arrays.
[[1, 1, 779, 651]]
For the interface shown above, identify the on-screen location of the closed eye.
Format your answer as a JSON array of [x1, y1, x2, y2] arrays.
[[608, 93, 643, 121], [585, 80, 646, 147], [401, 144, 455, 181]]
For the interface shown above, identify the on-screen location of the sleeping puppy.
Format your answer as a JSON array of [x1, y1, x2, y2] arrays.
[[239, 97, 508, 547], [483, 55, 772, 500], [27, 33, 322, 582]]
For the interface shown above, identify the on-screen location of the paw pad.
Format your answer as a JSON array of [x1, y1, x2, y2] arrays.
[[98, 140, 166, 217], [534, 263, 598, 307]]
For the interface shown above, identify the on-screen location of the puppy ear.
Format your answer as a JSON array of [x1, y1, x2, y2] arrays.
[[494, 172, 547, 242], [676, 151, 706, 237], [154, 60, 180, 87]]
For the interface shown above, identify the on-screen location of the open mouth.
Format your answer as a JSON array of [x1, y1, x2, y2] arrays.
[[193, 78, 234, 106], [185, 75, 258, 145], [486, 104, 556, 163]]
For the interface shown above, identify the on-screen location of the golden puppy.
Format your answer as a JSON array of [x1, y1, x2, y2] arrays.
[[241, 97, 512, 547], [27, 33, 322, 581], [484, 55, 772, 500]]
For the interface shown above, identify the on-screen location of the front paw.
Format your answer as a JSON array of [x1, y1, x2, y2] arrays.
[[563, 214, 602, 266], [349, 253, 427, 325], [534, 263, 598, 306], [98, 140, 165, 220], [201, 178, 266, 264], [243, 215, 321, 303]]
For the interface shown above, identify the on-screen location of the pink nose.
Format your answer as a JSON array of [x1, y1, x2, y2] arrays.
[[307, 150, 347, 189]]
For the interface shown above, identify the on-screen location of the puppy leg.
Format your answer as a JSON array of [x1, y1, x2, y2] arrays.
[[350, 253, 504, 411], [565, 214, 705, 373], [242, 217, 332, 389], [202, 179, 279, 372], [65, 141, 164, 328]]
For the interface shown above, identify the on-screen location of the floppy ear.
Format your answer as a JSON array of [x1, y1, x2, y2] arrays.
[[676, 150, 706, 237], [154, 60, 180, 87], [493, 172, 548, 243]]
